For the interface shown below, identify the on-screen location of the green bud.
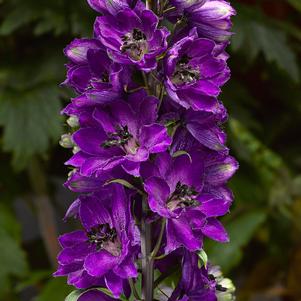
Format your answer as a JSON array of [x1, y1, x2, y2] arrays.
[[59, 134, 73, 148], [72, 145, 80, 154], [67, 115, 79, 128]]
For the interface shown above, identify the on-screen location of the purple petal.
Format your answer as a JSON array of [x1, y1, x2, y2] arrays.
[[78, 289, 116, 301], [186, 122, 227, 151], [58, 243, 92, 265], [168, 217, 201, 252], [84, 250, 119, 277], [64, 198, 80, 220], [79, 195, 112, 230], [65, 151, 90, 168], [64, 38, 101, 64], [122, 160, 141, 176], [202, 218, 229, 242], [187, 38, 215, 58], [87, 0, 107, 13], [105, 272, 124, 297], [68, 270, 104, 289], [198, 194, 231, 217], [73, 128, 107, 156], [144, 176, 170, 217], [58, 230, 87, 248], [205, 155, 239, 185], [167, 152, 204, 193], [139, 124, 171, 153], [114, 255, 138, 278]]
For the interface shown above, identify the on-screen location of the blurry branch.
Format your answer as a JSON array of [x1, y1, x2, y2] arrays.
[[27, 157, 59, 268]]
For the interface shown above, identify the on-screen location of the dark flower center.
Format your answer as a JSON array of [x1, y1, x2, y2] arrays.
[[172, 55, 200, 85], [102, 125, 133, 148], [167, 181, 199, 211], [87, 72, 109, 90], [121, 28, 148, 61], [87, 223, 121, 256], [100, 71, 109, 83], [102, 125, 139, 155]]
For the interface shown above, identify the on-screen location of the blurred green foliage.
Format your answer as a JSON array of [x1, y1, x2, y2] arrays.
[[0, 0, 300, 300]]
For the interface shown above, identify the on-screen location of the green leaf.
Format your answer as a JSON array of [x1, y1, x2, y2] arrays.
[[172, 150, 192, 162], [251, 23, 299, 82], [105, 179, 137, 190], [36, 278, 73, 301], [0, 205, 28, 287], [232, 6, 299, 81], [0, 205, 21, 240], [197, 249, 208, 268], [287, 0, 301, 12], [0, 85, 62, 170], [0, 228, 28, 285], [65, 290, 83, 301], [206, 211, 266, 272], [15, 270, 50, 292], [0, 6, 37, 35], [229, 118, 284, 186]]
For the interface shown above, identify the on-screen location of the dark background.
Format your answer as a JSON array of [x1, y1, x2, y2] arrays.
[[0, 0, 301, 300]]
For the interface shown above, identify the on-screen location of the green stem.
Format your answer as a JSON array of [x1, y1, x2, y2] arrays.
[[129, 278, 141, 300], [151, 219, 166, 259], [141, 197, 154, 301]]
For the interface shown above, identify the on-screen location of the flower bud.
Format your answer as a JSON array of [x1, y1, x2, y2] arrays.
[[72, 145, 80, 154], [66, 115, 79, 128], [59, 134, 73, 148]]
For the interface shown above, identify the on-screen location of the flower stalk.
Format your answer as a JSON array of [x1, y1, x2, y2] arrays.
[[141, 198, 154, 301], [55, 0, 238, 300]]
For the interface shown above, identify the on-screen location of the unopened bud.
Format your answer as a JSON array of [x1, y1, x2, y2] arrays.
[[59, 134, 73, 148], [72, 145, 80, 154], [67, 115, 79, 128]]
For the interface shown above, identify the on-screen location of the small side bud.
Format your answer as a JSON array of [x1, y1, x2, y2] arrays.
[[59, 134, 73, 148], [72, 145, 80, 154], [67, 115, 79, 128]]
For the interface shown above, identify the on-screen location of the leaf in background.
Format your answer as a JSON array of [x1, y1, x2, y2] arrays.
[[229, 118, 284, 186], [206, 211, 266, 273], [232, 6, 299, 82], [0, 0, 94, 37], [35, 278, 73, 301], [251, 23, 299, 82], [0, 206, 28, 295], [0, 0, 39, 35], [0, 86, 62, 170], [287, 0, 301, 12]]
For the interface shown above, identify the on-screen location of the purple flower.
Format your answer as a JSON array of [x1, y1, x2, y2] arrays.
[[77, 289, 118, 301], [168, 0, 236, 43], [169, 251, 217, 301], [64, 166, 127, 193], [54, 185, 139, 297], [94, 8, 170, 71], [63, 38, 129, 104], [164, 28, 229, 111], [87, 0, 145, 15], [57, 1, 238, 299], [142, 152, 236, 253], [162, 100, 228, 152], [69, 90, 171, 177]]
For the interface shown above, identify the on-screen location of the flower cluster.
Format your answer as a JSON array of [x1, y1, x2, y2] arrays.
[[56, 0, 237, 300]]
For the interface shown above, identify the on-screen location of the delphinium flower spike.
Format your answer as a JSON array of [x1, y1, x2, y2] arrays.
[[56, 1, 237, 300]]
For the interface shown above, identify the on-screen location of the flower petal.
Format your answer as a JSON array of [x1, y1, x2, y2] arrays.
[[139, 124, 171, 153], [202, 218, 229, 242], [84, 250, 119, 277], [105, 272, 124, 297], [144, 176, 170, 217]]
